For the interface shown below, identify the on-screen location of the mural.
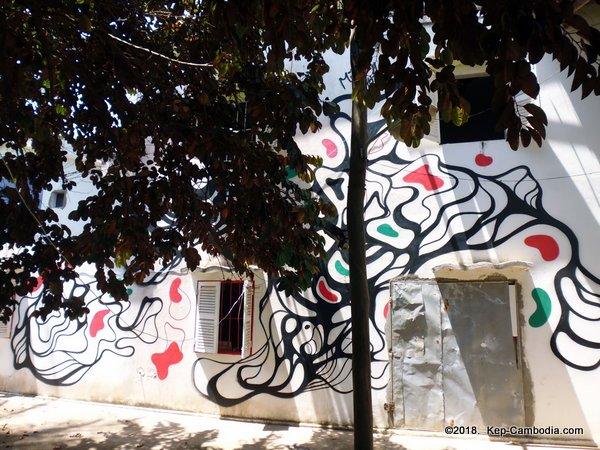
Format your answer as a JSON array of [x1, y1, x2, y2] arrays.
[[11, 262, 192, 384], [192, 94, 600, 407], [6, 91, 600, 411]]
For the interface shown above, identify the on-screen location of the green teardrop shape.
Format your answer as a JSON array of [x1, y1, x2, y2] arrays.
[[377, 223, 399, 238], [335, 260, 350, 276], [529, 288, 552, 328]]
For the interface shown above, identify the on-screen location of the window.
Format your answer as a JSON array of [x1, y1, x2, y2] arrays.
[[49, 190, 66, 209], [194, 280, 254, 356], [0, 315, 12, 339], [440, 76, 504, 144]]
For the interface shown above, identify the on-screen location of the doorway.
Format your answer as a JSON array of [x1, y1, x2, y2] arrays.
[[389, 280, 525, 431]]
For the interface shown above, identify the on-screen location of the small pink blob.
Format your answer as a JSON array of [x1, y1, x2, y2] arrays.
[[403, 164, 444, 191], [151, 342, 184, 380], [169, 277, 183, 303], [90, 309, 111, 338], [322, 139, 338, 158]]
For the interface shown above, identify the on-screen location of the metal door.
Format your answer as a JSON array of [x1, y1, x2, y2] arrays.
[[389, 280, 524, 431]]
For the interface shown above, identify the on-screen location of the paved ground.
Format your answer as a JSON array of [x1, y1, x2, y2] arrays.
[[0, 391, 597, 449]]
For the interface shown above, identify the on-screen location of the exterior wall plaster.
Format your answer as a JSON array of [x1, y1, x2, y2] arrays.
[[1, 49, 600, 444]]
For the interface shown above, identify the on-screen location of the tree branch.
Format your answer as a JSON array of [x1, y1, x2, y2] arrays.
[[106, 32, 213, 68]]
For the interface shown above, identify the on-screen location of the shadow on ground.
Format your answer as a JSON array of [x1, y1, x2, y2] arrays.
[[0, 416, 409, 450]]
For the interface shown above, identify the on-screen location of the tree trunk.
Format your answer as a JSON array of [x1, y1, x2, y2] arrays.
[[348, 27, 373, 450]]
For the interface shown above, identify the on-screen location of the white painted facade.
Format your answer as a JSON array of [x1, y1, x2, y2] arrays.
[[1, 47, 600, 444]]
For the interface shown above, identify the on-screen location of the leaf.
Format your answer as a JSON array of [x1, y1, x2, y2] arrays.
[[523, 103, 548, 125], [528, 37, 545, 64], [451, 105, 468, 126], [78, 15, 92, 33], [440, 49, 453, 66], [520, 128, 531, 147], [527, 115, 546, 139], [506, 123, 520, 150], [323, 101, 340, 116], [567, 14, 591, 39], [571, 58, 588, 92], [387, 121, 403, 140], [581, 77, 595, 99], [115, 249, 131, 268], [183, 247, 200, 271], [530, 128, 543, 147], [438, 93, 452, 123], [399, 115, 413, 142], [520, 72, 540, 99], [494, 101, 512, 132]]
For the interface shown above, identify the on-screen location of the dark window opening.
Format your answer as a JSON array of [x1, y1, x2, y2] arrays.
[[218, 281, 244, 354], [440, 76, 505, 144], [50, 190, 66, 208]]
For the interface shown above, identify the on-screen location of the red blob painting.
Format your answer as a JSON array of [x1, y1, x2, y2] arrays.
[[524, 234, 560, 261], [32, 276, 43, 292], [318, 278, 340, 303], [89, 309, 111, 338], [475, 153, 494, 167], [322, 138, 338, 158], [383, 302, 390, 319], [169, 277, 183, 303], [403, 164, 444, 191], [151, 342, 184, 380]]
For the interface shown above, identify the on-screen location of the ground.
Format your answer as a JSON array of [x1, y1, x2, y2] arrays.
[[0, 392, 596, 450]]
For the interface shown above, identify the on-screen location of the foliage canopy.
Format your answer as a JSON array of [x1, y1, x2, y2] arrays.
[[1, 0, 599, 320]]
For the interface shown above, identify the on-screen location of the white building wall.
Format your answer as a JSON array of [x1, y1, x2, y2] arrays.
[[1, 51, 600, 443]]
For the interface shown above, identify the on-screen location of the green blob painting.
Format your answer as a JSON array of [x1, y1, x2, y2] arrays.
[[377, 223, 399, 238], [335, 260, 349, 276], [285, 167, 297, 179], [529, 288, 552, 328]]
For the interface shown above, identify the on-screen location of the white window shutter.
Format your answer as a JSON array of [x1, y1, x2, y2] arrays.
[[241, 280, 254, 358], [194, 281, 221, 353], [0, 318, 11, 339]]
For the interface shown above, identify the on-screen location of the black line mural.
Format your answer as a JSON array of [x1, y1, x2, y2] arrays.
[[8, 92, 600, 405], [194, 94, 600, 406], [12, 273, 162, 385], [10, 257, 197, 385]]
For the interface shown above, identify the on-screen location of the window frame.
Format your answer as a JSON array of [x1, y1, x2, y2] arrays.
[[439, 75, 505, 145], [49, 190, 67, 209], [0, 302, 12, 339], [194, 279, 255, 357]]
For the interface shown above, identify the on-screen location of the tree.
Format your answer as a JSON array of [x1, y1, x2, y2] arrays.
[[0, 0, 336, 319], [2, 1, 600, 450], [253, 2, 599, 449]]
